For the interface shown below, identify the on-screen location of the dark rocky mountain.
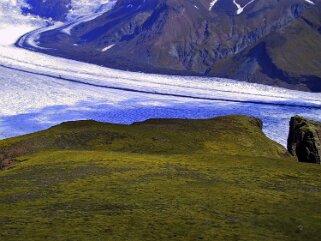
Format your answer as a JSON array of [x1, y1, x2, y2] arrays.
[[31, 0, 321, 91], [22, 0, 71, 21], [288, 116, 321, 164]]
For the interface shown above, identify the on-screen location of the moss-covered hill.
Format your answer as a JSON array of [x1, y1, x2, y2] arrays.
[[0, 115, 320, 241]]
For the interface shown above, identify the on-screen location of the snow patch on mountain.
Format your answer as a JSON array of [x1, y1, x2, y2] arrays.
[[209, 0, 315, 14], [61, 12, 106, 35], [304, 0, 315, 4], [102, 44, 115, 52], [209, 0, 219, 11], [59, 0, 116, 35], [233, 0, 256, 15], [66, 0, 116, 21]]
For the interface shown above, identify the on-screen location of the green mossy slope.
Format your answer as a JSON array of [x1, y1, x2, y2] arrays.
[[0, 115, 320, 241]]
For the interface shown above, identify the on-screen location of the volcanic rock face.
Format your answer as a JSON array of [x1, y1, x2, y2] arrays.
[[33, 0, 321, 91], [288, 116, 321, 164]]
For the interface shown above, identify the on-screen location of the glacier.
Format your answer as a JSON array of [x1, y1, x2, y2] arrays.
[[0, 0, 321, 146]]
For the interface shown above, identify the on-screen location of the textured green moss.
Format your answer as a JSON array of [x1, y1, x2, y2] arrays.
[[0, 115, 320, 241]]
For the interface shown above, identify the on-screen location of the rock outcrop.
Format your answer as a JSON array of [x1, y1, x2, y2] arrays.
[[288, 116, 321, 164]]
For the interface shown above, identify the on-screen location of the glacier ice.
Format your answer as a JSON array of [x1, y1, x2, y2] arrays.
[[0, 0, 320, 147]]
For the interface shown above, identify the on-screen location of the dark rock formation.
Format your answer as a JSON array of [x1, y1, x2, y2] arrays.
[[288, 116, 321, 164]]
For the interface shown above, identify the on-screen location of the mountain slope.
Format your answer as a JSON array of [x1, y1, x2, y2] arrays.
[[33, 0, 321, 91], [1, 115, 321, 240], [213, 3, 321, 91], [22, 0, 72, 21]]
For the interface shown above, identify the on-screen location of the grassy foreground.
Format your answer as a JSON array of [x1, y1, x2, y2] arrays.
[[0, 115, 320, 241]]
